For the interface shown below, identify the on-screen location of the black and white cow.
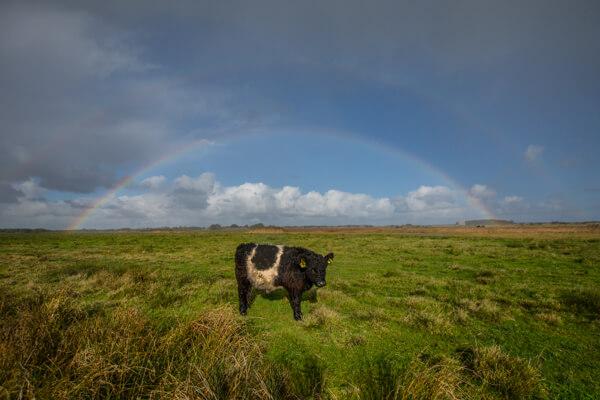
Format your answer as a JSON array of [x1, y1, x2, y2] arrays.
[[235, 243, 334, 321]]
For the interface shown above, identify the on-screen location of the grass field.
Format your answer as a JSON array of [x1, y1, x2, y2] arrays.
[[1, 226, 599, 399]]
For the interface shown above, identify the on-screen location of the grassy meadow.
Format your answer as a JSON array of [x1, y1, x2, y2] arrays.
[[1, 226, 599, 399]]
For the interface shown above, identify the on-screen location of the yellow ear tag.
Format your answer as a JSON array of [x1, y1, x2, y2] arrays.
[[300, 259, 307, 269], [327, 259, 333, 265]]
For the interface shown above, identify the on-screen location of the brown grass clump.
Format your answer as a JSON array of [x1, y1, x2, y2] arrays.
[[351, 344, 547, 400], [304, 305, 343, 328], [403, 310, 453, 335], [475, 270, 498, 285], [0, 288, 296, 399], [459, 345, 546, 399], [404, 295, 429, 309], [395, 359, 465, 400], [536, 312, 563, 326], [451, 308, 469, 325], [354, 352, 465, 400], [459, 298, 501, 321]]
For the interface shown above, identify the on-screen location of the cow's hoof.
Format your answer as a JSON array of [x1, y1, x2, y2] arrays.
[[294, 314, 303, 321], [240, 310, 247, 316]]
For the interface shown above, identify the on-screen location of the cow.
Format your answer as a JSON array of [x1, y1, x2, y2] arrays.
[[235, 243, 334, 321]]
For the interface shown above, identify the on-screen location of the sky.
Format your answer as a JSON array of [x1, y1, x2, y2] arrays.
[[1, 0, 599, 229]]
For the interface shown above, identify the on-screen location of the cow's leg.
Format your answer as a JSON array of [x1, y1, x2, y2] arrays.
[[236, 276, 251, 316], [288, 288, 303, 321], [246, 286, 253, 309]]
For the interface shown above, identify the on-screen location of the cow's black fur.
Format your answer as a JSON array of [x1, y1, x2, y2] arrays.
[[251, 244, 280, 270], [235, 243, 334, 321]]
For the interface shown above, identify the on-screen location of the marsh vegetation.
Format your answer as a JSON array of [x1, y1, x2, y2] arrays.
[[1, 227, 599, 398]]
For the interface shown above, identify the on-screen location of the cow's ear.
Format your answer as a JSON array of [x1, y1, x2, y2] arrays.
[[299, 259, 307, 269], [326, 253, 334, 265]]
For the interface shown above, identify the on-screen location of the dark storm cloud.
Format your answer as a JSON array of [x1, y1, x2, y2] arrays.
[[0, 2, 154, 192], [8, 0, 598, 76], [1, 0, 598, 196], [47, 0, 600, 71], [0, 1, 273, 194], [171, 173, 216, 210], [0, 184, 21, 203]]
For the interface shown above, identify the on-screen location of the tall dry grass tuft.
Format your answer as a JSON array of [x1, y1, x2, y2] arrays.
[[0, 288, 297, 399], [395, 359, 464, 400], [354, 345, 547, 400], [354, 352, 464, 400], [303, 305, 343, 329], [459, 345, 547, 399], [0, 288, 88, 398]]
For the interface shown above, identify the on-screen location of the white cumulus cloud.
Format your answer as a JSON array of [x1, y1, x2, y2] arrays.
[[140, 175, 166, 190], [405, 185, 458, 211], [469, 184, 496, 201], [0, 175, 585, 229], [174, 173, 216, 193]]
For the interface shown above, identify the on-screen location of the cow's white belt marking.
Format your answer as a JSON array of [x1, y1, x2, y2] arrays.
[[247, 245, 283, 291]]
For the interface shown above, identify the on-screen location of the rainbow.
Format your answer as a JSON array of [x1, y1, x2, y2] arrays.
[[328, 132, 501, 223], [3, 61, 520, 184], [67, 139, 212, 230], [67, 132, 499, 230], [15, 61, 551, 229]]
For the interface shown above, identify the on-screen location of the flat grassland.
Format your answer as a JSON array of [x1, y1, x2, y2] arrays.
[[1, 225, 599, 399]]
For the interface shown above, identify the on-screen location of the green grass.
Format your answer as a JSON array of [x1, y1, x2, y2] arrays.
[[1, 231, 599, 399]]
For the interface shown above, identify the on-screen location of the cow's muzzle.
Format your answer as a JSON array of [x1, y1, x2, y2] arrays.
[[315, 281, 326, 288]]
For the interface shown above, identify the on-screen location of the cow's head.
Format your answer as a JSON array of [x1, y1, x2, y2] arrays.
[[300, 252, 334, 287]]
